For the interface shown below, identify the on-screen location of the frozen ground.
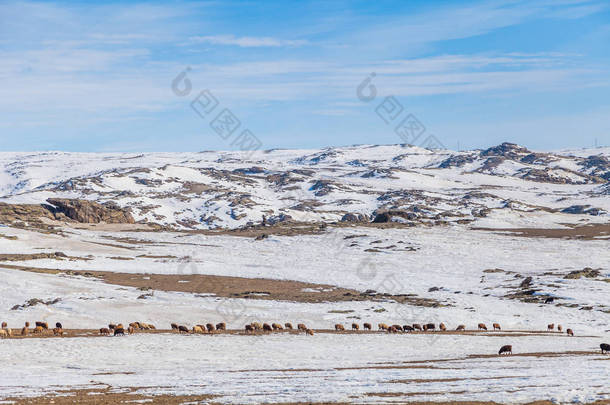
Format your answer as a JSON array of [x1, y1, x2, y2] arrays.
[[0, 223, 608, 403], [0, 224, 608, 335], [0, 143, 608, 403], [0, 333, 608, 404]]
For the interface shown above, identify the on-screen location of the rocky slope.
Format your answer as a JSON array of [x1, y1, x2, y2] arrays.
[[0, 143, 608, 229]]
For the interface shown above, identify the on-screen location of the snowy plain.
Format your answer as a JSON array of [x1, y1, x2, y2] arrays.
[[0, 145, 608, 403], [0, 333, 608, 404]]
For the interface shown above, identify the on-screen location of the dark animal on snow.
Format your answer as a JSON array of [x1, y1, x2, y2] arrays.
[[284, 323, 293, 330], [216, 322, 226, 331], [206, 323, 215, 333], [412, 324, 422, 331], [263, 323, 273, 332], [363, 323, 371, 330], [99, 328, 110, 336], [171, 323, 179, 331], [456, 325, 466, 331], [335, 324, 345, 331], [55, 322, 62, 329], [297, 323, 307, 331], [351, 323, 359, 330], [114, 328, 125, 336], [178, 325, 189, 334], [493, 323, 501, 331], [478, 323, 487, 331], [601, 343, 610, 354], [403, 325, 414, 332], [498, 345, 512, 355], [566, 328, 574, 336]]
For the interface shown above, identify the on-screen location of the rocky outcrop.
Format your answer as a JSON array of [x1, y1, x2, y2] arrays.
[[480, 142, 530, 159], [520, 153, 552, 165], [437, 154, 477, 168], [581, 155, 610, 180], [0, 203, 55, 224], [561, 205, 606, 216], [264, 214, 293, 225], [372, 210, 417, 223], [46, 199, 135, 224], [340, 213, 368, 222], [0, 199, 134, 225], [564, 268, 600, 279], [309, 180, 335, 196]]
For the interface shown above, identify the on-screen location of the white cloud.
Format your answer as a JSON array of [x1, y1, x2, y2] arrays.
[[189, 35, 309, 47]]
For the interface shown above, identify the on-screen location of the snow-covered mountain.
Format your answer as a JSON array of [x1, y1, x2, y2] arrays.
[[0, 143, 608, 229]]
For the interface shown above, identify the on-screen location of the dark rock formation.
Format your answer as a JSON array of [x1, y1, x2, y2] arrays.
[[340, 213, 368, 222], [372, 210, 417, 223], [265, 214, 293, 225], [561, 205, 606, 216], [438, 154, 477, 168], [0, 199, 134, 225], [480, 142, 530, 159], [46, 198, 135, 224]]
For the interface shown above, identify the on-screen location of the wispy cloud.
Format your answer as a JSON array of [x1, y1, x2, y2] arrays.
[[189, 35, 308, 47], [0, 0, 608, 150]]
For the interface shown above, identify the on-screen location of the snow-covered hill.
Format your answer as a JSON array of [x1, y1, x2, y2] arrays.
[[0, 143, 608, 229]]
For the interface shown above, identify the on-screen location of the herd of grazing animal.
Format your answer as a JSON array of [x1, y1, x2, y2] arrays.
[[169, 322, 226, 334], [0, 321, 64, 337], [243, 321, 314, 336], [2, 320, 607, 356]]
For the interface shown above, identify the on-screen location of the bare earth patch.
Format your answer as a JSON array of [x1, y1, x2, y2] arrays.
[[0, 264, 442, 306], [1, 387, 217, 404], [473, 223, 610, 240]]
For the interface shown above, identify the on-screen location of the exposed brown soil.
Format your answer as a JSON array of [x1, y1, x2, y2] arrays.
[[365, 391, 468, 397], [2, 387, 217, 404], [0, 253, 90, 262], [0, 264, 442, 306], [6, 386, 609, 405], [473, 223, 610, 240], [388, 376, 521, 384]]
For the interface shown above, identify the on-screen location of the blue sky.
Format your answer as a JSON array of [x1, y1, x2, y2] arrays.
[[1, 0, 609, 152]]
